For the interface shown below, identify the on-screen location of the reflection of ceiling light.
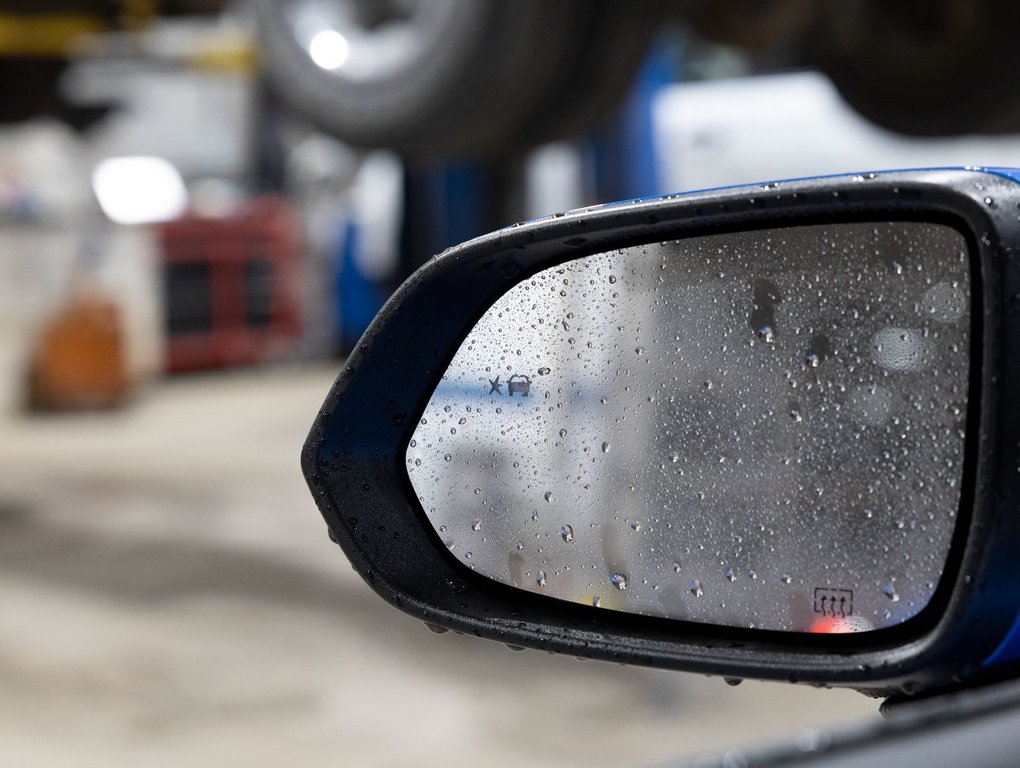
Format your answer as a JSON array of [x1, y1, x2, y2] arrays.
[[309, 29, 350, 70], [92, 156, 188, 225]]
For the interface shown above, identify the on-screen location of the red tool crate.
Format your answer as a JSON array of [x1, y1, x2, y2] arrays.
[[159, 196, 302, 373]]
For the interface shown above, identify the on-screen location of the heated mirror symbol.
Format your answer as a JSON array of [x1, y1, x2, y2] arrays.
[[406, 222, 971, 633]]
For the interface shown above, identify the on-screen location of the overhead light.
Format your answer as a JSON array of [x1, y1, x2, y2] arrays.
[[92, 156, 188, 225], [309, 29, 350, 70]]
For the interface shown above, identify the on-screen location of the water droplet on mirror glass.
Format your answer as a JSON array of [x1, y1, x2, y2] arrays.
[[543, 491, 553, 503], [883, 582, 900, 602], [611, 573, 628, 590], [536, 571, 547, 587], [690, 579, 704, 597], [780, 574, 792, 584], [559, 429, 567, 438], [592, 596, 602, 607], [725, 567, 735, 582], [560, 525, 573, 543], [471, 519, 481, 531], [672, 561, 682, 573], [601, 441, 611, 453]]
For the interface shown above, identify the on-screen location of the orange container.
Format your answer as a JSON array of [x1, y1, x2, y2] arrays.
[[29, 295, 130, 410]]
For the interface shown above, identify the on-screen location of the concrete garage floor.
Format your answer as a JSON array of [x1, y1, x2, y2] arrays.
[[0, 365, 878, 767]]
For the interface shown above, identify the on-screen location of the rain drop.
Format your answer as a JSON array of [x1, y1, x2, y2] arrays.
[[471, 519, 481, 531], [537, 571, 547, 587], [690, 579, 704, 597], [601, 441, 611, 453], [560, 525, 574, 543], [611, 573, 628, 590], [538, 367, 551, 376], [544, 491, 554, 502], [883, 582, 900, 602]]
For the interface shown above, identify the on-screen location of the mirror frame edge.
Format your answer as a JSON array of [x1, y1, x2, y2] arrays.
[[302, 168, 1019, 696]]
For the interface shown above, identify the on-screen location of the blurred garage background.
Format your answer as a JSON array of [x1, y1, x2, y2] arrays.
[[2, 2, 1019, 766]]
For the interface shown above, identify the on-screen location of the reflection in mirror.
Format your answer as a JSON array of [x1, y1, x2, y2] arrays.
[[407, 223, 971, 633]]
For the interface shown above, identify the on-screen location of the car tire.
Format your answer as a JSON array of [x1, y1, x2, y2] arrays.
[[253, 0, 583, 160], [508, 0, 664, 149], [809, 0, 1020, 136]]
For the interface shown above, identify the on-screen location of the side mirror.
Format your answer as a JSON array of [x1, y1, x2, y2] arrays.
[[304, 168, 1020, 697]]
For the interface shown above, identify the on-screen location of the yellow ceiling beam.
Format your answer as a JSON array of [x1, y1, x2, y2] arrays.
[[0, 14, 107, 57]]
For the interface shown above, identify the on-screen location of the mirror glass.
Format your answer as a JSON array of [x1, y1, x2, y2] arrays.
[[406, 222, 971, 633]]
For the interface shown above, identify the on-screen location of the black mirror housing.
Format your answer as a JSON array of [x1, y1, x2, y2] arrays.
[[303, 168, 1020, 697]]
